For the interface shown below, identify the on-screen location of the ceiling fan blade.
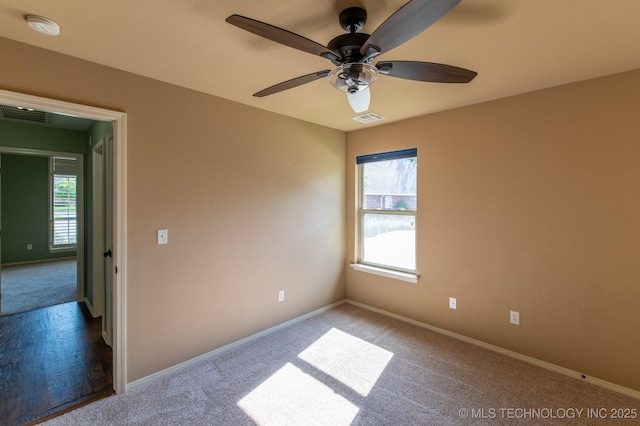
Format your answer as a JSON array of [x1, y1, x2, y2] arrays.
[[253, 70, 331, 97], [347, 87, 371, 113], [226, 15, 340, 62], [360, 0, 461, 61], [377, 61, 477, 83]]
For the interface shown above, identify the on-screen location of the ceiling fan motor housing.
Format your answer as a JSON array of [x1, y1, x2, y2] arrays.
[[328, 33, 370, 64]]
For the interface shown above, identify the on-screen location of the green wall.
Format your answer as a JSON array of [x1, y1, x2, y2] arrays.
[[0, 121, 87, 153], [0, 120, 87, 265], [1, 154, 77, 263]]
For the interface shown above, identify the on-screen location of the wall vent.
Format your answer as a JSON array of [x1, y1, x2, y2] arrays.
[[352, 112, 385, 124], [0, 105, 48, 124]]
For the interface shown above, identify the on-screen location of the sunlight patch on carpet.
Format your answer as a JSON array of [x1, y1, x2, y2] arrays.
[[238, 362, 359, 425], [298, 327, 394, 396]]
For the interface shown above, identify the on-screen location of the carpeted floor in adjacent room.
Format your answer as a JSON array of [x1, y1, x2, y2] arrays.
[[1, 259, 77, 316]]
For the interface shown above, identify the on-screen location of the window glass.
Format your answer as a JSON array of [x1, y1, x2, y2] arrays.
[[50, 157, 77, 250], [359, 152, 417, 272], [362, 213, 415, 271]]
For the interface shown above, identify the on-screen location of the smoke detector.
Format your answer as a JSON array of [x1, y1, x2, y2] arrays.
[[26, 15, 60, 36]]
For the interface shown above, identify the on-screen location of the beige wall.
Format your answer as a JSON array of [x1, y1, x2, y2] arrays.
[[1, 37, 346, 381], [346, 69, 640, 392]]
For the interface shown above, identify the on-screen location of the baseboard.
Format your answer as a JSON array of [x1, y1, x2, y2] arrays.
[[84, 297, 97, 318], [346, 299, 640, 400], [127, 300, 347, 390], [1, 257, 77, 267]]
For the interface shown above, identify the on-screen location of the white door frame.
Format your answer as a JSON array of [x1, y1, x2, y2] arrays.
[[0, 88, 128, 394]]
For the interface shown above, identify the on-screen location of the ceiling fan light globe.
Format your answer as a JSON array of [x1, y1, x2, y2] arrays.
[[328, 63, 378, 92], [347, 87, 371, 113]]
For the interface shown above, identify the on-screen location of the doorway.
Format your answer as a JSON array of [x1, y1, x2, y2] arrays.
[[0, 88, 128, 394], [0, 143, 112, 423]]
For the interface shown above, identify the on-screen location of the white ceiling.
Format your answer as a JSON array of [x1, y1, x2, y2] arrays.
[[1, 0, 639, 131]]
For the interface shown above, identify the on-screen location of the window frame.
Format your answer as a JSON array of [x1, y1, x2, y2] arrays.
[[49, 156, 78, 252], [355, 149, 418, 279]]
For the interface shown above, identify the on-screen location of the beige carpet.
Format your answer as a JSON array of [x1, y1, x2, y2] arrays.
[[41, 303, 638, 425]]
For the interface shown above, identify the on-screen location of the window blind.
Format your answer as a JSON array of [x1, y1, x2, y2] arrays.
[[356, 148, 417, 164], [52, 157, 77, 175]]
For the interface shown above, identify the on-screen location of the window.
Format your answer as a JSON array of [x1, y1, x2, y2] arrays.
[[356, 149, 417, 274], [50, 157, 78, 251]]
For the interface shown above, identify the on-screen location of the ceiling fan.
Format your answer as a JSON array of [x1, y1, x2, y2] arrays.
[[226, 0, 477, 113]]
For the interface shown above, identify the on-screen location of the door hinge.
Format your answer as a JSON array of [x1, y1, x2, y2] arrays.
[[115, 266, 118, 274]]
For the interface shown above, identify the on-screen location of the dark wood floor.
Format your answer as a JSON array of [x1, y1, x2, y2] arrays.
[[0, 301, 113, 425]]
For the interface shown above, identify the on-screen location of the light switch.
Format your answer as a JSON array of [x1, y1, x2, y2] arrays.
[[157, 229, 168, 245]]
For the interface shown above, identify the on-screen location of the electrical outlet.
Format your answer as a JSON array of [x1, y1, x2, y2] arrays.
[[510, 310, 520, 325], [449, 297, 457, 310], [278, 290, 285, 302], [27, 243, 33, 250]]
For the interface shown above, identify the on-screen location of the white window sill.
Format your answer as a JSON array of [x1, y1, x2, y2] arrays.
[[350, 263, 419, 284]]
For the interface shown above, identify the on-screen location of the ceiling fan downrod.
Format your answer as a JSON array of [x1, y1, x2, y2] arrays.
[[327, 8, 371, 65]]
